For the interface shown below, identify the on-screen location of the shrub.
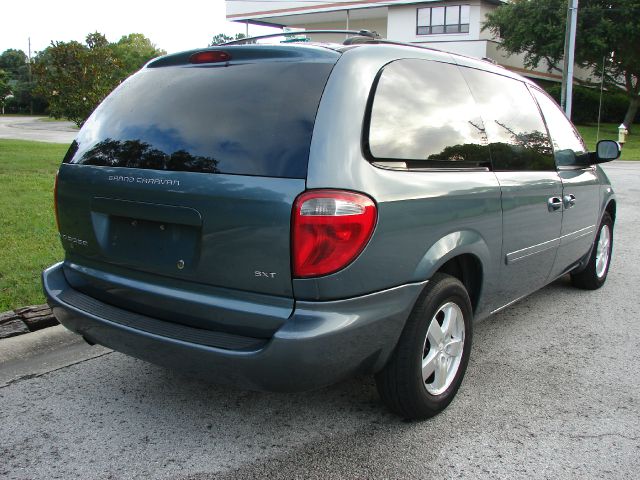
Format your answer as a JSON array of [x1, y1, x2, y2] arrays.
[[539, 82, 633, 125]]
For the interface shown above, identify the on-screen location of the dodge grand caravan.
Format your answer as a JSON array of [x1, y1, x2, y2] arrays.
[[43, 33, 619, 419]]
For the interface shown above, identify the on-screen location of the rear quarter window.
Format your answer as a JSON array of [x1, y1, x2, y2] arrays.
[[65, 60, 336, 178], [364, 59, 491, 169]]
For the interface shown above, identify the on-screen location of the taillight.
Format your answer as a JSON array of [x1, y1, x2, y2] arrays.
[[54, 172, 60, 232], [292, 190, 377, 278], [189, 50, 231, 64]]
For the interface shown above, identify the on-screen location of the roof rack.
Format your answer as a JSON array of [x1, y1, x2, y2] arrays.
[[219, 30, 500, 67], [221, 30, 381, 46], [220, 30, 449, 55]]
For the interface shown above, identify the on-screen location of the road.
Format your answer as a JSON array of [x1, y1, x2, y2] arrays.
[[0, 116, 77, 144], [1, 162, 639, 479]]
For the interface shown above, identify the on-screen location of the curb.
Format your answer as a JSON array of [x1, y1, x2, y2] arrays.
[[0, 305, 59, 339]]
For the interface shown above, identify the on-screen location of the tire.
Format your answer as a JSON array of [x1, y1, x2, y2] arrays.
[[571, 212, 613, 290], [375, 273, 473, 420]]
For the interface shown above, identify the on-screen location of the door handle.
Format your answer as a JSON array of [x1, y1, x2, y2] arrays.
[[547, 196, 563, 211], [563, 194, 576, 208]]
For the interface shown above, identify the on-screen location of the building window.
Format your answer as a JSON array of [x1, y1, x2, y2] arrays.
[[417, 5, 470, 35]]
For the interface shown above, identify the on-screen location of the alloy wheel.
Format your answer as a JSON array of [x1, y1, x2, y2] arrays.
[[595, 224, 611, 279], [422, 302, 465, 396]]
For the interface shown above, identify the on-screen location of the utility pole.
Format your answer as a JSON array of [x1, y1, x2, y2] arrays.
[[28, 37, 33, 115], [346, 9, 350, 39], [560, 0, 578, 119]]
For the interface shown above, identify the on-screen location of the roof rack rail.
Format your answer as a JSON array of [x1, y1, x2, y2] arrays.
[[361, 38, 441, 52], [218, 30, 495, 67], [221, 30, 381, 45], [358, 38, 504, 65]]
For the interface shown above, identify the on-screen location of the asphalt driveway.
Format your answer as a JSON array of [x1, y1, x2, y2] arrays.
[[0, 162, 638, 479], [0, 116, 77, 144]]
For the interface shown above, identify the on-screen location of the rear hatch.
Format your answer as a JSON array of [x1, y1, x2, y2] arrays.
[[55, 45, 339, 337]]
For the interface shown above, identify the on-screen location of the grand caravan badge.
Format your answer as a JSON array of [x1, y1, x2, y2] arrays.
[[108, 175, 180, 187], [60, 233, 88, 247]]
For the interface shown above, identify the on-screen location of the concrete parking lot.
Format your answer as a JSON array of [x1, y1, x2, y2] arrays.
[[0, 116, 77, 144], [0, 162, 639, 479]]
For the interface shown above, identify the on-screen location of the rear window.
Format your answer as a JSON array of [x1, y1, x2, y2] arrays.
[[64, 61, 335, 178]]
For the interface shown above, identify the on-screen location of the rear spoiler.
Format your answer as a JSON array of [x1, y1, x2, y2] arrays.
[[146, 44, 340, 68]]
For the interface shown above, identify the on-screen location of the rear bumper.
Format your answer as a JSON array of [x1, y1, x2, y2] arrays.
[[43, 262, 424, 392]]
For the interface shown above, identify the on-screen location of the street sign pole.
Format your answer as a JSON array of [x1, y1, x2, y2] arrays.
[[561, 0, 579, 119]]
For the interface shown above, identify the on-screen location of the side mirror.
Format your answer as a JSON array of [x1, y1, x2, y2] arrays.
[[595, 140, 621, 163]]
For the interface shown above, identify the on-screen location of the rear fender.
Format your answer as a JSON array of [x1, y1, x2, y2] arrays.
[[413, 230, 490, 281], [412, 230, 492, 317]]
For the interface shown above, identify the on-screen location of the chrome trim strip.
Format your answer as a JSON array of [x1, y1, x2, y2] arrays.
[[506, 225, 596, 265], [559, 224, 596, 245], [505, 237, 559, 264], [490, 292, 531, 315]]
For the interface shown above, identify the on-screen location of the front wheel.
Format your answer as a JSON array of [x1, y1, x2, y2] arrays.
[[375, 273, 473, 420], [571, 212, 613, 290]]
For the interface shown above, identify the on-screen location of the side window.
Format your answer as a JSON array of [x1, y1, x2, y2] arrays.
[[460, 68, 555, 171], [365, 59, 490, 168], [531, 87, 589, 167]]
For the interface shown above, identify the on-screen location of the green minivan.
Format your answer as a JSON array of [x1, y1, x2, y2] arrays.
[[43, 34, 619, 419]]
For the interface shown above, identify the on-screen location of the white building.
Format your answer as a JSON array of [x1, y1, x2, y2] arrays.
[[226, 0, 563, 83]]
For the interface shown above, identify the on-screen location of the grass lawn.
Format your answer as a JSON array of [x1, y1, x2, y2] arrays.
[[576, 123, 639, 161], [0, 139, 67, 311]]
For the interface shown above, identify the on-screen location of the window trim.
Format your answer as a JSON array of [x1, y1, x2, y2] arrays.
[[416, 5, 471, 36]]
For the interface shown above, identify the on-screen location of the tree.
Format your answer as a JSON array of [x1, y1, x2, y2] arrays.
[[33, 32, 165, 126], [34, 33, 121, 126], [112, 33, 166, 76], [0, 49, 44, 114], [210, 32, 246, 46], [0, 49, 28, 78], [484, 0, 640, 128], [0, 69, 12, 114]]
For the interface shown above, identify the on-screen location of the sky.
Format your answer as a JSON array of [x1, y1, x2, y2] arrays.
[[0, 0, 279, 56]]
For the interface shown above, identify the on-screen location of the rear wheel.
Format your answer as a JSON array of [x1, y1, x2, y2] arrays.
[[571, 212, 613, 290], [376, 273, 472, 420]]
